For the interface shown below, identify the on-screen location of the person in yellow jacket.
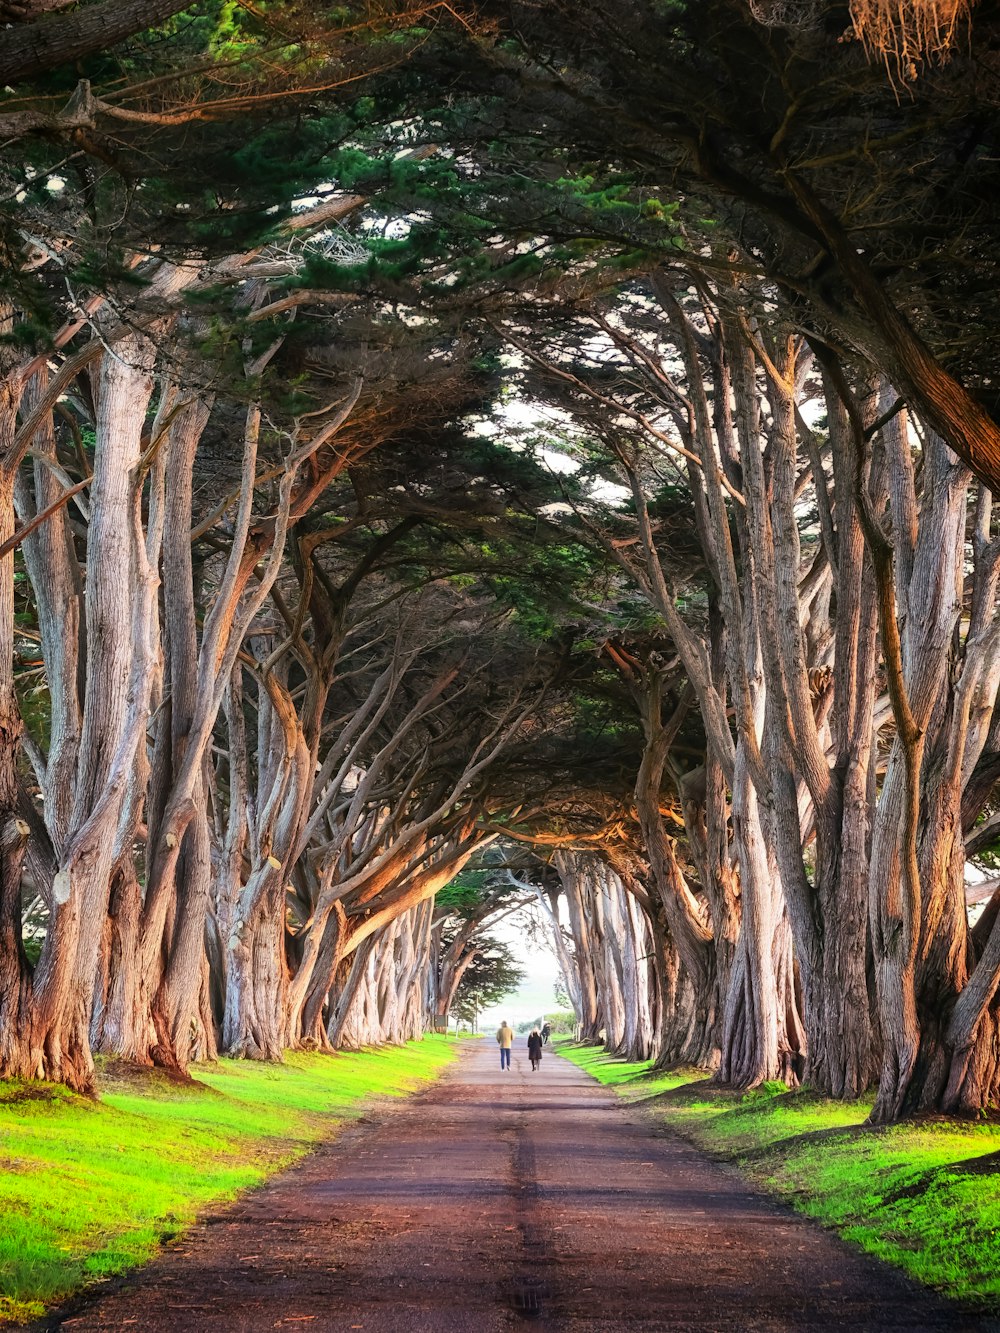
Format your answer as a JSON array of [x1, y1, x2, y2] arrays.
[[496, 1020, 514, 1070]]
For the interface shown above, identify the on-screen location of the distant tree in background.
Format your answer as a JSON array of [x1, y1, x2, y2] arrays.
[[517, 1010, 575, 1035], [451, 935, 525, 1032]]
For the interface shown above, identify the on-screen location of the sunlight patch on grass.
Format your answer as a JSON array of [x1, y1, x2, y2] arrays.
[[0, 1037, 455, 1323], [559, 1042, 1000, 1308], [556, 1041, 703, 1097]]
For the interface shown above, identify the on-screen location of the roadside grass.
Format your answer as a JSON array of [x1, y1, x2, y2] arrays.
[[557, 1042, 1000, 1309], [552, 1040, 698, 1094], [0, 1036, 455, 1326]]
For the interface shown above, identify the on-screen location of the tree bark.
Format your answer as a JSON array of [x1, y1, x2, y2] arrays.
[[0, 339, 36, 1078], [557, 853, 603, 1040], [31, 333, 159, 1089], [0, 0, 191, 85]]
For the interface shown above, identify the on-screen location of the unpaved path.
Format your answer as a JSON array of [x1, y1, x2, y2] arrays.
[[35, 1042, 998, 1332]]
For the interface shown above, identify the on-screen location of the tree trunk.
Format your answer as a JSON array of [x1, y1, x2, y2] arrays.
[[98, 865, 151, 1063], [328, 937, 378, 1049], [868, 435, 973, 1121], [222, 888, 287, 1060], [31, 334, 158, 1090], [721, 751, 803, 1086], [0, 355, 35, 1076], [557, 854, 602, 1040], [299, 901, 348, 1045], [0, 0, 192, 84]]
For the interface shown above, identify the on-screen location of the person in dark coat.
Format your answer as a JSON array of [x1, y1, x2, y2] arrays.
[[527, 1029, 543, 1071], [540, 1022, 551, 1045]]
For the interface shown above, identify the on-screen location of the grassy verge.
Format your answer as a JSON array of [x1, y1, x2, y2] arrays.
[[557, 1041, 1000, 1309], [0, 1036, 457, 1326]]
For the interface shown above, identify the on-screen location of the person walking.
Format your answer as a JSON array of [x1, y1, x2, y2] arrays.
[[527, 1029, 543, 1071], [496, 1020, 514, 1070], [540, 1022, 551, 1046]]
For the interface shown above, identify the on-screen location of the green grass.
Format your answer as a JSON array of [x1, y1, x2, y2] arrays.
[[553, 1039, 697, 1093], [558, 1042, 1000, 1309], [0, 1037, 455, 1326]]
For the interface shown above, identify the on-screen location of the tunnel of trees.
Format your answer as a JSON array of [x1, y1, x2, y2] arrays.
[[1, 0, 999, 1126]]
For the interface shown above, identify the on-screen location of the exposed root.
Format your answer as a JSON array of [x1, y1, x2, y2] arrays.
[[850, 0, 974, 80], [748, 0, 976, 82]]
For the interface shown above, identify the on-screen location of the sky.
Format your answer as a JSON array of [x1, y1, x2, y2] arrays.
[[476, 905, 564, 1032]]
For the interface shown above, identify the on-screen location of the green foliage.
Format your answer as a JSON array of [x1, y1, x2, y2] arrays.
[[436, 868, 492, 913], [970, 808, 1000, 868], [0, 1039, 455, 1324], [474, 538, 608, 639], [20, 935, 42, 968], [451, 935, 525, 1022], [15, 679, 49, 757], [0, 318, 53, 351], [72, 252, 150, 292], [517, 1010, 575, 1034], [290, 220, 449, 292]]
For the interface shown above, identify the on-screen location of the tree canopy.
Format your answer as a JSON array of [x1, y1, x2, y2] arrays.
[[0, 0, 999, 1128]]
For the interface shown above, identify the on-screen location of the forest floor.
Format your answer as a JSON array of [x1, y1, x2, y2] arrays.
[[21, 1041, 1000, 1332]]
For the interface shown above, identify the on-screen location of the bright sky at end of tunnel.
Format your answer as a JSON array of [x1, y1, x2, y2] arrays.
[[478, 912, 563, 1031]]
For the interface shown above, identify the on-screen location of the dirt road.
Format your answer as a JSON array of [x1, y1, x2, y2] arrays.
[[36, 1042, 997, 1332]]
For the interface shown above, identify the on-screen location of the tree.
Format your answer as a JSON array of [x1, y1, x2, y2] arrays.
[[3, 0, 1000, 1132], [450, 934, 525, 1029], [0, 0, 192, 85], [397, 0, 1000, 494]]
